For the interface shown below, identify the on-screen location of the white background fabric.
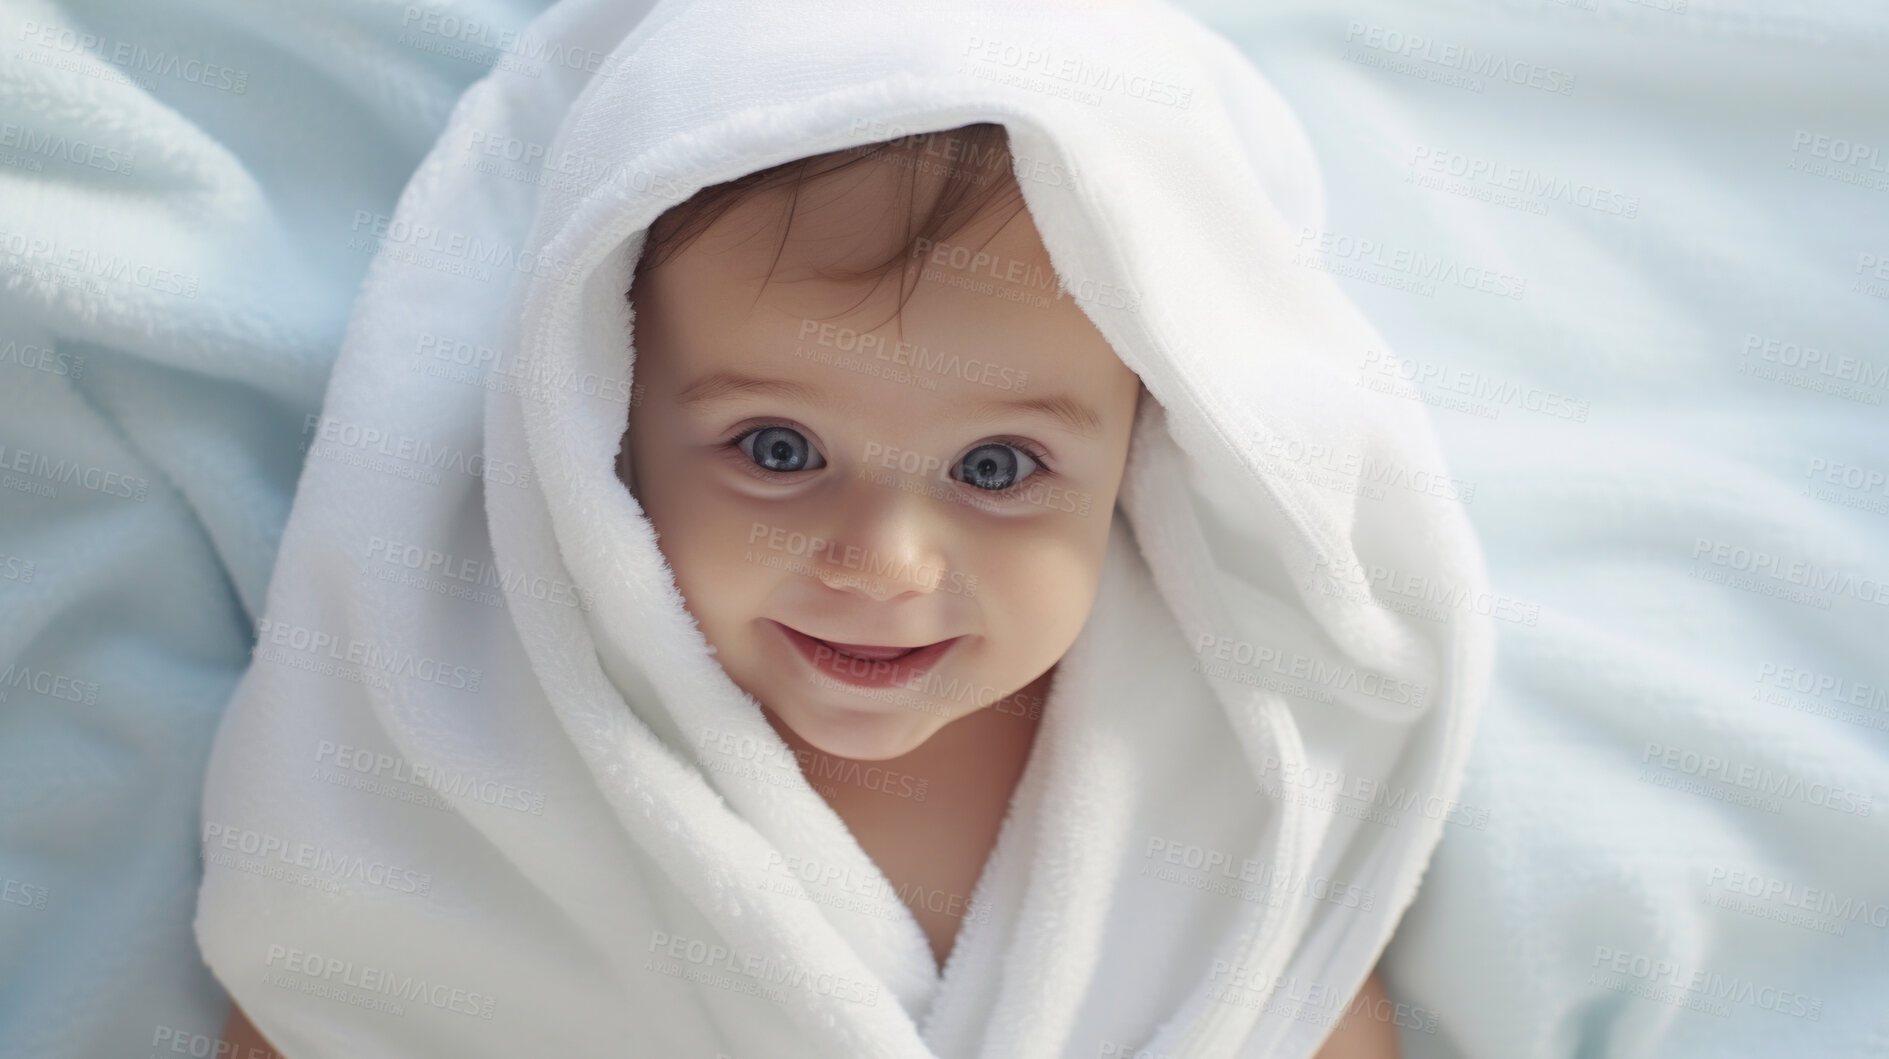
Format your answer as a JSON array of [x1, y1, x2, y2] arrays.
[[1206, 3, 1889, 1055]]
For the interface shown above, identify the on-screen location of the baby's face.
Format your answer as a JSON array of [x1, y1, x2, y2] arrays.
[[623, 157, 1141, 761]]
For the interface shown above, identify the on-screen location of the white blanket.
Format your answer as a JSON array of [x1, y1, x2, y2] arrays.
[[1199, 2, 1889, 1055], [0, 0, 547, 1054], [192, 1, 1494, 1055]]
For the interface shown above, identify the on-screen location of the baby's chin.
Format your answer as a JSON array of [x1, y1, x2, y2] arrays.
[[762, 692, 959, 763]]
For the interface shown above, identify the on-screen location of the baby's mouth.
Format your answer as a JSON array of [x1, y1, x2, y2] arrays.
[[809, 638, 919, 662], [770, 621, 943, 662], [769, 620, 965, 690]]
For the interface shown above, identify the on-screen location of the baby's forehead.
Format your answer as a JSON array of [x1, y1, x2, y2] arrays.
[[649, 293, 1134, 459], [674, 313, 1074, 401], [703, 163, 1049, 280], [634, 152, 1136, 415], [673, 256, 1117, 388]]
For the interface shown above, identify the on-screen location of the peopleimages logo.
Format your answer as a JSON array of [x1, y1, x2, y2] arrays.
[[397, 6, 630, 78], [1705, 865, 1889, 931], [255, 618, 484, 693], [1, 877, 48, 911], [797, 316, 1031, 394], [150, 1024, 283, 1059], [203, 822, 433, 897], [0, 440, 149, 502], [1640, 742, 1873, 816], [1256, 755, 1492, 830], [1205, 963, 1442, 1034], [262, 944, 497, 1020], [1307, 554, 1538, 627], [1801, 456, 1889, 518], [0, 228, 199, 300], [1755, 661, 1888, 712], [301, 413, 532, 489], [314, 740, 548, 816], [646, 930, 883, 1007], [1355, 349, 1591, 424], [0, 120, 135, 175], [414, 330, 635, 406], [346, 210, 584, 285], [1689, 538, 1889, 607], [458, 129, 693, 200], [1406, 145, 1637, 219], [1589, 946, 1823, 1021], [1294, 227, 1526, 300], [0, 662, 99, 705], [1192, 633, 1429, 707], [1141, 837, 1376, 911], [1738, 332, 1887, 406], [1341, 21, 1576, 95], [1741, 334, 1888, 389], [0, 552, 36, 583], [15, 20, 250, 94], [746, 521, 979, 598], [0, 339, 84, 378], [960, 36, 1195, 109], [366, 535, 595, 612]]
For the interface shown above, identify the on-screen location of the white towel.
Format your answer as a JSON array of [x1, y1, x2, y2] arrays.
[[192, 1, 1495, 1055]]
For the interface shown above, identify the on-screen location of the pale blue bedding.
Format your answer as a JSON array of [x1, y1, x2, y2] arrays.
[[2, 1, 1882, 1055]]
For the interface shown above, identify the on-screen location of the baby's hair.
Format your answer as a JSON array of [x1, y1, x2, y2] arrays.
[[630, 122, 1026, 329]]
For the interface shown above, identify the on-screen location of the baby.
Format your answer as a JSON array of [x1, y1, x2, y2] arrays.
[[619, 119, 1140, 975], [221, 122, 1400, 1059], [617, 123, 1399, 1057]]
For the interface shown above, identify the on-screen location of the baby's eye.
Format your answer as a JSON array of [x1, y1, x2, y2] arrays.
[[728, 426, 1049, 496], [957, 442, 1040, 492], [737, 425, 825, 473]]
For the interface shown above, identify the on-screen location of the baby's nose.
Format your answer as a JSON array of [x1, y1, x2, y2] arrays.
[[811, 470, 956, 602]]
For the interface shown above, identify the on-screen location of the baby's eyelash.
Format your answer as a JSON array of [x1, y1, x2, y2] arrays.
[[993, 437, 1052, 466], [719, 422, 768, 451]]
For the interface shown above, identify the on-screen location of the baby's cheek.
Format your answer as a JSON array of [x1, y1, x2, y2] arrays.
[[985, 545, 1091, 636]]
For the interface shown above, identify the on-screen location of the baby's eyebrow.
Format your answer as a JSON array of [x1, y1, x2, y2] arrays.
[[675, 369, 1105, 441], [675, 370, 823, 410], [965, 392, 1104, 440]]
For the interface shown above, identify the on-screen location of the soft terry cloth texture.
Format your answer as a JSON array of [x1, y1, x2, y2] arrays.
[[193, 0, 1494, 1055], [1193, 3, 1889, 1056], [0, 0, 549, 1054]]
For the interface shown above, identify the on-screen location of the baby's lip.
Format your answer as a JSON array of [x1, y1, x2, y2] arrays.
[[816, 640, 919, 661], [771, 621, 952, 660]]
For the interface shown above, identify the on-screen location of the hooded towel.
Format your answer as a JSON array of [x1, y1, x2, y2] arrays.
[[193, 1, 1495, 1055]]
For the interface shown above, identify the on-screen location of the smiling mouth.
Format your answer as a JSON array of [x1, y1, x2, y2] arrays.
[[768, 620, 963, 688], [768, 621, 949, 660], [814, 639, 924, 662]]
